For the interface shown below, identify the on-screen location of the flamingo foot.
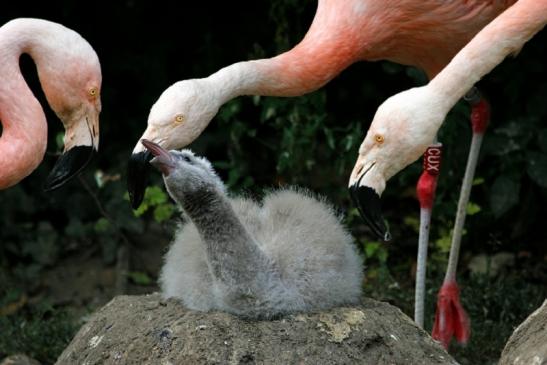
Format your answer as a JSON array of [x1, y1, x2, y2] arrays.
[[432, 280, 470, 349]]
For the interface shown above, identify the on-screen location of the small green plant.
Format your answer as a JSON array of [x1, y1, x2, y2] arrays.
[[130, 186, 177, 223], [127, 271, 153, 286]]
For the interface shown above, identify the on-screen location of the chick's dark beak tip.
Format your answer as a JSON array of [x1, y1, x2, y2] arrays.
[[127, 150, 152, 209], [349, 184, 390, 242], [43, 145, 95, 192]]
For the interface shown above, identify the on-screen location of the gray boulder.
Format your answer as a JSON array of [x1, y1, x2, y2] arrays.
[[0, 354, 41, 365], [499, 299, 547, 365], [57, 293, 456, 365]]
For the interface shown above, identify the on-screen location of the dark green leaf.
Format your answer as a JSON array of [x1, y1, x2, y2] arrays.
[[490, 176, 520, 218], [537, 129, 547, 153], [527, 152, 547, 188], [127, 271, 153, 286]]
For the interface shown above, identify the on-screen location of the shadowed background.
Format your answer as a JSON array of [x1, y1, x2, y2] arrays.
[[1, 1, 546, 364]]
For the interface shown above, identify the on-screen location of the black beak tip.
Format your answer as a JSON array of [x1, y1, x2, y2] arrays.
[[349, 184, 391, 242], [43, 146, 95, 192], [127, 151, 152, 209]]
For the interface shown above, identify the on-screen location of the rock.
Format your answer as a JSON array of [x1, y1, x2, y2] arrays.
[[57, 293, 456, 365], [467, 252, 515, 277], [499, 299, 547, 365], [0, 354, 41, 365]]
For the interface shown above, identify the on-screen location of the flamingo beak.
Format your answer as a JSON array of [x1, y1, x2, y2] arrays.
[[141, 139, 175, 176], [348, 160, 391, 242], [43, 146, 96, 191], [43, 109, 99, 191], [128, 124, 167, 208], [127, 149, 152, 209]]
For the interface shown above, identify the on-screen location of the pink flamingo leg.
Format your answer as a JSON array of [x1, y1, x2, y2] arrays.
[[432, 87, 490, 348], [415, 143, 443, 328]]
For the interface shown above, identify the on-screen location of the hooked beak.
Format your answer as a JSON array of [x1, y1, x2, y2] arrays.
[[127, 149, 152, 209], [128, 123, 178, 208], [43, 146, 95, 191], [127, 126, 161, 209], [43, 110, 99, 191], [348, 160, 391, 242], [141, 139, 175, 176]]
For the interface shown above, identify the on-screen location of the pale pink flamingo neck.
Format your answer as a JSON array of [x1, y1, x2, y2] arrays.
[[0, 19, 56, 189], [429, 0, 547, 121]]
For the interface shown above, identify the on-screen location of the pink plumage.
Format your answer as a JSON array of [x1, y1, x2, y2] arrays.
[[0, 18, 101, 190]]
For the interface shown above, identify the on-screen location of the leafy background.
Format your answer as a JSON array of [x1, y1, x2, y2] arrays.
[[1, 1, 546, 364]]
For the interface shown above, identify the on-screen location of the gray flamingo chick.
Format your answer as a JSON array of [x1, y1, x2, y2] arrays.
[[142, 139, 363, 319]]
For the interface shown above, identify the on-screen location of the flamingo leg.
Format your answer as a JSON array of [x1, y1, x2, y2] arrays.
[[415, 143, 443, 328], [432, 87, 490, 348], [415, 207, 432, 327]]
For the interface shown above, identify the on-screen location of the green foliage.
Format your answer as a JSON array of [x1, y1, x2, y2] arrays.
[[127, 271, 153, 286], [450, 273, 547, 364], [55, 132, 64, 150], [490, 176, 520, 218], [466, 202, 481, 216], [131, 186, 177, 223], [0, 299, 77, 364], [363, 241, 388, 264]]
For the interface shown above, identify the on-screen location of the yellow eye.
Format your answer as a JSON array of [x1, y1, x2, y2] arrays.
[[174, 114, 185, 124], [375, 134, 385, 144], [88, 87, 98, 97]]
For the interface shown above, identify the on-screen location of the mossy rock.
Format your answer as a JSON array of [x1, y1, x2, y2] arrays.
[[57, 293, 456, 365]]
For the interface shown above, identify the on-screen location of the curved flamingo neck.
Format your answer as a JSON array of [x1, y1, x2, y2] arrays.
[[206, 0, 390, 103], [0, 20, 54, 189], [205, 36, 361, 105], [205, 0, 518, 103], [429, 0, 547, 114]]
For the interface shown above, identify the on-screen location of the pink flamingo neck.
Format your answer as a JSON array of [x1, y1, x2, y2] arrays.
[[206, 0, 518, 105], [429, 0, 547, 116], [0, 20, 60, 189], [206, 0, 394, 103]]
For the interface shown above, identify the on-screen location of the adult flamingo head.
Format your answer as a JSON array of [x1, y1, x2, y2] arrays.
[[0, 18, 101, 191], [34, 20, 102, 191], [127, 79, 221, 208], [349, 86, 448, 241]]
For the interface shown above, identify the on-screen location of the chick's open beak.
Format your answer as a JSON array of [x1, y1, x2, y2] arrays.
[[141, 139, 175, 176]]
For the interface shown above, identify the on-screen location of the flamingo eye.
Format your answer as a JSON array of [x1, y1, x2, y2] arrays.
[[374, 134, 385, 144], [174, 114, 185, 125], [88, 87, 98, 97]]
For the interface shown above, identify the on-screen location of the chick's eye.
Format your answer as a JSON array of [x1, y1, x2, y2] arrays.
[[181, 155, 192, 164], [88, 87, 98, 98], [374, 134, 385, 144], [174, 114, 185, 125]]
